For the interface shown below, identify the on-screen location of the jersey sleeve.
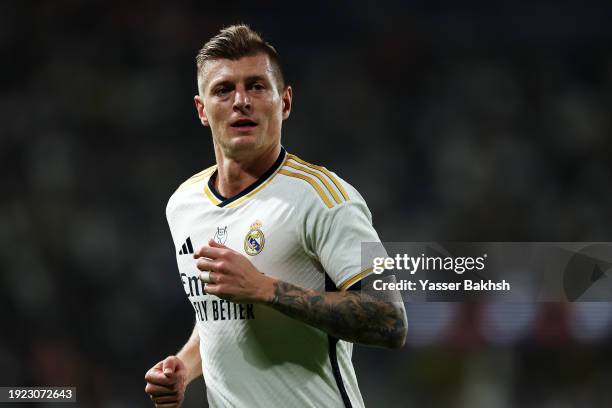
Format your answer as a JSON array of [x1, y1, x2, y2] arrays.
[[307, 194, 386, 291]]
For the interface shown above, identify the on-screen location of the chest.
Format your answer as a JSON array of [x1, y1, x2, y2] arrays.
[[171, 195, 306, 280]]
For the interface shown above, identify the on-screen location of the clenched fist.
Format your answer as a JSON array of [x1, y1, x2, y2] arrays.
[[144, 356, 187, 407], [194, 239, 276, 303]]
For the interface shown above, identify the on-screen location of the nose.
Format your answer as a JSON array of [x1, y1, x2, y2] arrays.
[[233, 86, 251, 113]]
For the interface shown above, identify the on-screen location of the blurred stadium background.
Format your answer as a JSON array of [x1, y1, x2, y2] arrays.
[[1, 1, 612, 407]]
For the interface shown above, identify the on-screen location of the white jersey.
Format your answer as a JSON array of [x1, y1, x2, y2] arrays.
[[166, 147, 382, 408]]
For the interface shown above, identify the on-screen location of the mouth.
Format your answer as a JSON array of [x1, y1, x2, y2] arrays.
[[230, 118, 258, 129]]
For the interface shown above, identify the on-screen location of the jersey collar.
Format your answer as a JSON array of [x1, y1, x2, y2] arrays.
[[205, 147, 287, 208]]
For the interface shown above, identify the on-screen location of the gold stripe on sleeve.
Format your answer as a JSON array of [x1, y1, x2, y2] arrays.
[[284, 161, 343, 205], [287, 154, 350, 201], [278, 169, 334, 208], [338, 267, 373, 291]]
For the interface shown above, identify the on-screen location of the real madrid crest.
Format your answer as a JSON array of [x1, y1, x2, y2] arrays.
[[244, 220, 265, 256]]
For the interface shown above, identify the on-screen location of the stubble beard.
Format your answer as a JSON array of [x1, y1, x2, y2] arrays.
[[214, 130, 264, 161]]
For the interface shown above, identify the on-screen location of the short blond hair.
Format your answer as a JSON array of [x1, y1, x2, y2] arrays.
[[196, 24, 285, 92]]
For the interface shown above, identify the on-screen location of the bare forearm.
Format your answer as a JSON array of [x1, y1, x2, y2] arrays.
[[266, 280, 407, 349], [190, 242, 407, 348], [176, 323, 203, 385]]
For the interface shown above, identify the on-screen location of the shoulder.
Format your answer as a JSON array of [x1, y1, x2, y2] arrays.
[[277, 153, 365, 210], [166, 164, 216, 216], [175, 164, 217, 193]]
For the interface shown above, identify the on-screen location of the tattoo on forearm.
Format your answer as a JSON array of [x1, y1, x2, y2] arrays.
[[270, 281, 407, 348]]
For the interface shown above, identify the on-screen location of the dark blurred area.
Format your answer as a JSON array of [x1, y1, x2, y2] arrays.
[[1, 1, 612, 407]]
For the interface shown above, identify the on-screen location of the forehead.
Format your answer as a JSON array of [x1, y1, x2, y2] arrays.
[[202, 54, 276, 88]]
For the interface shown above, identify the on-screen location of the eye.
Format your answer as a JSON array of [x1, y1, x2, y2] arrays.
[[213, 86, 231, 96], [252, 82, 265, 91]]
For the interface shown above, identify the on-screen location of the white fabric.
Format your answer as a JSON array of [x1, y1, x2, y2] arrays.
[[166, 151, 383, 408]]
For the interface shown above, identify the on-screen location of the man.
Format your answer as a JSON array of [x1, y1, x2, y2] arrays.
[[145, 25, 407, 408]]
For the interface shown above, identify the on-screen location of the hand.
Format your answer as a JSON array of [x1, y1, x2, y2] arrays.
[[194, 239, 276, 303], [144, 356, 187, 407]]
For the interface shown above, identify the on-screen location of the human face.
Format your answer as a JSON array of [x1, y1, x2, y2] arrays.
[[194, 53, 292, 159]]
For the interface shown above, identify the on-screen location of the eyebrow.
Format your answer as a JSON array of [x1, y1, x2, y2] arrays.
[[210, 75, 269, 89], [244, 75, 268, 84]]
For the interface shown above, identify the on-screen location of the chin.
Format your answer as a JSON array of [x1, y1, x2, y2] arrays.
[[231, 136, 259, 148], [220, 136, 261, 157]]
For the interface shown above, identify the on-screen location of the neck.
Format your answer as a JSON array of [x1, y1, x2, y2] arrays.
[[213, 144, 281, 198]]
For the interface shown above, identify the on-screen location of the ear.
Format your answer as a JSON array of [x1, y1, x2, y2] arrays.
[[281, 86, 293, 120], [194, 95, 209, 127]]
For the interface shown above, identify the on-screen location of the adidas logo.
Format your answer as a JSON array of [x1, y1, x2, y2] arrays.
[[178, 237, 194, 255]]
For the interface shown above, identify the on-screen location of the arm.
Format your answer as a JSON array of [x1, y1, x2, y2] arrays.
[[176, 323, 202, 385], [269, 279, 407, 349], [195, 240, 408, 349], [144, 322, 202, 407]]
